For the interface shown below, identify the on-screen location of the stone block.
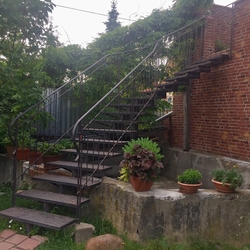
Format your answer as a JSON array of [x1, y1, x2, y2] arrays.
[[74, 223, 95, 244]]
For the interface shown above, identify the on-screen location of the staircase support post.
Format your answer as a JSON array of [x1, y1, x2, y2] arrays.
[[183, 80, 191, 151]]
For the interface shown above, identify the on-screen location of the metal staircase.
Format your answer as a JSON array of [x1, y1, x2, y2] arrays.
[[0, 13, 232, 232]]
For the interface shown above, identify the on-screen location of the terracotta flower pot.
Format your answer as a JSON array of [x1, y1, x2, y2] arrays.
[[178, 182, 202, 194], [16, 148, 30, 161], [29, 151, 43, 165], [43, 154, 61, 170], [211, 179, 236, 193], [5, 145, 14, 157], [129, 176, 153, 192]]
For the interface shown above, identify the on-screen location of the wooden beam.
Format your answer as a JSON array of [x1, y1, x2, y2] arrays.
[[183, 80, 191, 151]]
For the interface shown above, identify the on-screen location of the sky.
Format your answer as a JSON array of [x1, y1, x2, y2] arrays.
[[51, 0, 234, 47]]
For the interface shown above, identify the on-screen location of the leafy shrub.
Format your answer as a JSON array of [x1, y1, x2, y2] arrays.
[[210, 168, 244, 188], [177, 169, 202, 184], [122, 137, 163, 161], [119, 137, 164, 182]]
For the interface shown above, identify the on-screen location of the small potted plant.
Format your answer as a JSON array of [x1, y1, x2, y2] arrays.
[[2, 136, 14, 157], [29, 141, 43, 166], [40, 142, 65, 169], [210, 166, 244, 193], [177, 168, 202, 194], [118, 137, 164, 192]]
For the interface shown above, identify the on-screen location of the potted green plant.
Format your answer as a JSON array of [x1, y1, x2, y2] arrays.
[[210, 167, 244, 193], [177, 168, 202, 194], [118, 137, 164, 192], [40, 142, 65, 170], [16, 134, 35, 161], [2, 136, 14, 157]]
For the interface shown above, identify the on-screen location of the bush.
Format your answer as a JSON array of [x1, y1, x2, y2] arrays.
[[177, 169, 202, 184]]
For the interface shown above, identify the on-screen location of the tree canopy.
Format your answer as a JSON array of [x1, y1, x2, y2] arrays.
[[0, 0, 58, 144]]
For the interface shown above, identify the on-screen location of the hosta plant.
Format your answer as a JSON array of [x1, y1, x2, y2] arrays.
[[118, 137, 164, 182]]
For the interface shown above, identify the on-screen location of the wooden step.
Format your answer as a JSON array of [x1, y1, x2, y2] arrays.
[[32, 173, 101, 188], [0, 207, 75, 230], [45, 160, 112, 172], [60, 149, 121, 157], [15, 189, 89, 208]]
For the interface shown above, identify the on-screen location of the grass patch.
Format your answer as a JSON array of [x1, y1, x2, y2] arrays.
[[0, 182, 250, 250]]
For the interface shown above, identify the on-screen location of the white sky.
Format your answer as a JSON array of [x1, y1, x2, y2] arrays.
[[51, 0, 234, 47]]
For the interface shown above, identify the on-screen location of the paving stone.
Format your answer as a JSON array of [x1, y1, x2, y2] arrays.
[[0, 241, 15, 250], [0, 230, 16, 240], [17, 238, 42, 250], [5, 234, 28, 245]]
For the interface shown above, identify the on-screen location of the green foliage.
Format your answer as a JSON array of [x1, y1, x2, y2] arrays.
[[59, 138, 74, 149], [215, 39, 229, 52], [119, 138, 164, 182], [139, 99, 172, 130], [103, 0, 121, 32], [177, 169, 202, 184], [0, 0, 58, 144], [39, 142, 65, 155], [122, 137, 163, 161], [210, 168, 244, 189]]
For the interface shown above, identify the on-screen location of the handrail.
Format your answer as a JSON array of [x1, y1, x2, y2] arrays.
[[8, 53, 112, 146], [155, 111, 173, 122]]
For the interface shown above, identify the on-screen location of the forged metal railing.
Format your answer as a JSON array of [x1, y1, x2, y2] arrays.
[[8, 5, 234, 221]]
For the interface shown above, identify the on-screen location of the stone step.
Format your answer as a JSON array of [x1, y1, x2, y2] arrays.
[[15, 189, 89, 208], [0, 207, 75, 230]]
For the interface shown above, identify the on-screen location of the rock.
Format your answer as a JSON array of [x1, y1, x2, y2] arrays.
[[74, 223, 95, 244], [85, 234, 124, 250]]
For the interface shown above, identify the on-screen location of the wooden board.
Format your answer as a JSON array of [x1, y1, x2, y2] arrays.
[[0, 207, 75, 230], [15, 189, 89, 208], [32, 174, 101, 188]]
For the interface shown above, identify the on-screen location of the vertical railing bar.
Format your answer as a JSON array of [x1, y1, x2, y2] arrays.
[[12, 122, 18, 207]]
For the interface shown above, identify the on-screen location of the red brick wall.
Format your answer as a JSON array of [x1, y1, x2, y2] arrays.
[[203, 5, 232, 57], [166, 0, 250, 161]]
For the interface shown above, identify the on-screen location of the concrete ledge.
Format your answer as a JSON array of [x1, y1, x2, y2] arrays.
[[90, 177, 250, 247], [161, 147, 250, 189]]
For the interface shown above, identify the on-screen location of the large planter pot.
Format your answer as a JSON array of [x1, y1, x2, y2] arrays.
[[16, 148, 30, 161], [129, 176, 153, 192], [5, 145, 14, 157], [211, 179, 236, 193], [43, 154, 61, 170], [29, 151, 43, 165], [178, 182, 202, 194]]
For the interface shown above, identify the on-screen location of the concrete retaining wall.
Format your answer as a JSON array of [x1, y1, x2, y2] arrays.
[[0, 154, 24, 187], [161, 147, 250, 189], [90, 177, 250, 247]]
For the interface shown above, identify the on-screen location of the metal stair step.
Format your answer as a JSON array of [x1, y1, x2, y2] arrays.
[[15, 189, 89, 208], [60, 149, 122, 157], [45, 160, 112, 172], [76, 137, 128, 145], [84, 128, 137, 133], [0, 207, 75, 230], [32, 173, 102, 188]]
